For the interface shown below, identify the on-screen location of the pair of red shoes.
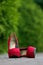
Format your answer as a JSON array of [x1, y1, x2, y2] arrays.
[[8, 33, 36, 58]]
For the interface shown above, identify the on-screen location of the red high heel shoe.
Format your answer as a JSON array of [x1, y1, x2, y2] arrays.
[[20, 46, 36, 58], [8, 33, 20, 58]]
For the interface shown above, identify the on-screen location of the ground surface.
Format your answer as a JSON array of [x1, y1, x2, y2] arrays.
[[0, 53, 43, 65]]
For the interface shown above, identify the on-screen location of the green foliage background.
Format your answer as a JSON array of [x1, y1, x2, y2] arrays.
[[0, 0, 43, 53]]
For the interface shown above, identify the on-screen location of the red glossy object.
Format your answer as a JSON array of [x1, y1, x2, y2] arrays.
[[8, 33, 20, 58], [8, 33, 36, 58], [8, 48, 20, 58], [26, 46, 36, 58]]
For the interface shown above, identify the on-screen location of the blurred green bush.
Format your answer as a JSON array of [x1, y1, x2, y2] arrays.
[[0, 0, 43, 53]]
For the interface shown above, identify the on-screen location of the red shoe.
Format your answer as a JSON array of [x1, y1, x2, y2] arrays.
[[20, 46, 36, 58], [8, 33, 20, 58], [26, 46, 36, 58]]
